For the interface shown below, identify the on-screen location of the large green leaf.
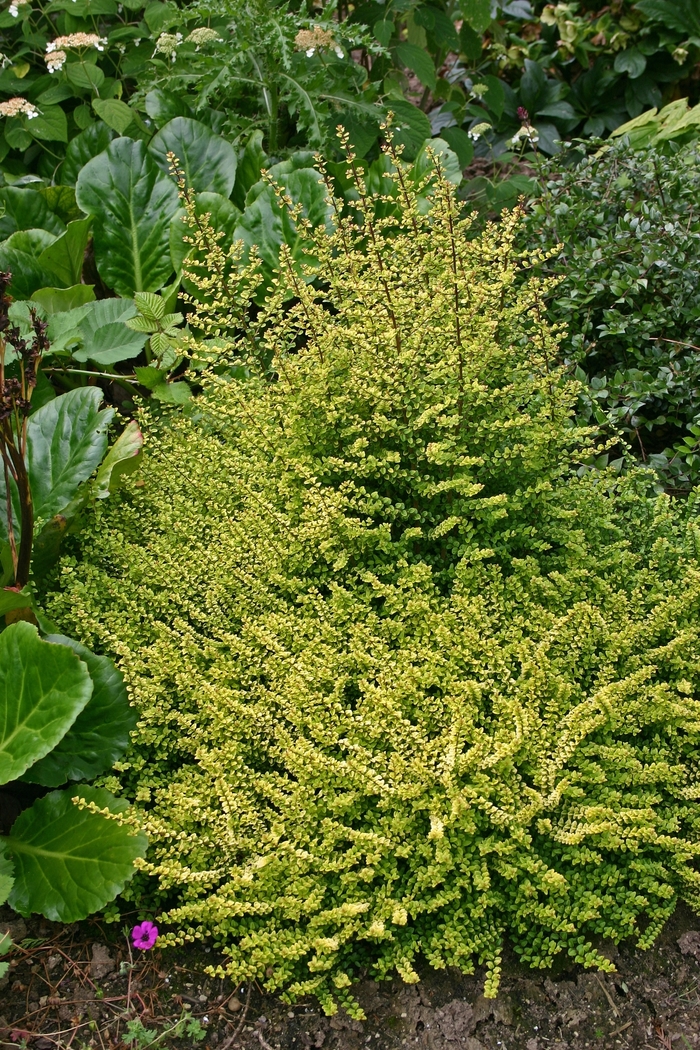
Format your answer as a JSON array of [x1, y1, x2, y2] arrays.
[[459, 0, 492, 32], [0, 848, 13, 907], [235, 164, 333, 284], [61, 123, 116, 186], [144, 88, 193, 129], [170, 191, 241, 278], [23, 636, 136, 786], [0, 622, 93, 785], [149, 116, 237, 196], [32, 284, 96, 314], [29, 104, 68, 144], [27, 387, 114, 525], [38, 217, 92, 287], [92, 98, 135, 135], [394, 43, 436, 90], [230, 128, 266, 210], [74, 297, 147, 365], [75, 137, 180, 295], [0, 229, 60, 299], [0, 187, 65, 240], [6, 786, 147, 921], [388, 100, 432, 161], [93, 418, 143, 497]]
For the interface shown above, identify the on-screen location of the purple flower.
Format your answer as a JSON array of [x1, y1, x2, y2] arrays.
[[132, 921, 159, 951]]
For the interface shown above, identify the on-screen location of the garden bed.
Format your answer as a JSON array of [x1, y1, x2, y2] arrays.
[[3, 905, 700, 1050]]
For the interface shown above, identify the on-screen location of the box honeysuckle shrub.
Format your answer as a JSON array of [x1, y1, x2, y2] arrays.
[[45, 152, 700, 1017]]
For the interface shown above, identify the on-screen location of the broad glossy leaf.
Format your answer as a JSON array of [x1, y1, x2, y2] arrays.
[[388, 100, 432, 161], [0, 187, 65, 239], [75, 296, 146, 365], [0, 621, 93, 785], [0, 848, 13, 907], [7, 786, 147, 921], [170, 192, 241, 277], [23, 636, 136, 786], [149, 116, 237, 196], [76, 137, 180, 295], [27, 387, 114, 524], [61, 123, 115, 186], [231, 128, 266, 210], [144, 88, 193, 129], [93, 419, 143, 497], [32, 284, 96, 314], [38, 185, 83, 225], [0, 228, 59, 299], [235, 165, 332, 280], [614, 48, 647, 80], [38, 217, 91, 287], [0, 586, 32, 616]]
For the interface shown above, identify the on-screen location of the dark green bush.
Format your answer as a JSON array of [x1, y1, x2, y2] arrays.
[[46, 156, 700, 1014], [522, 138, 700, 488]]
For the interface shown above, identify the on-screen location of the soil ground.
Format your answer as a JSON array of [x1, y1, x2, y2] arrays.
[[2, 904, 700, 1050]]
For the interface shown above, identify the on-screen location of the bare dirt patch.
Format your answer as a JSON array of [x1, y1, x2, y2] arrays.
[[2, 905, 700, 1049]]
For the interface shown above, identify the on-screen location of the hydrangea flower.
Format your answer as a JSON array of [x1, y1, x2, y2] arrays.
[[45, 50, 66, 73], [46, 32, 106, 52], [468, 122, 491, 141], [154, 32, 183, 61], [294, 26, 336, 54], [131, 921, 159, 951], [8, 0, 29, 18], [185, 27, 222, 50], [0, 97, 38, 119]]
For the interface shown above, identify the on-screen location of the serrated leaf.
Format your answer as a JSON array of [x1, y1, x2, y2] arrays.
[[151, 379, 191, 403], [75, 297, 146, 365], [66, 61, 104, 92], [125, 314, 158, 333], [6, 786, 147, 921], [458, 0, 492, 33], [135, 365, 167, 389], [0, 621, 93, 785], [76, 137, 179, 296], [23, 636, 136, 786], [133, 291, 165, 321]]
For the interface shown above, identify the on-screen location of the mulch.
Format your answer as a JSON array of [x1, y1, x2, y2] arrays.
[[2, 903, 700, 1049]]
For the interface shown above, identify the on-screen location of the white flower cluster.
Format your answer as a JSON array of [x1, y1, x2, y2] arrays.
[[185, 27, 222, 49], [8, 0, 29, 17], [509, 124, 539, 146], [294, 26, 342, 58], [0, 96, 37, 118], [46, 32, 106, 53], [154, 32, 182, 61], [468, 122, 492, 141], [45, 49, 67, 72]]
